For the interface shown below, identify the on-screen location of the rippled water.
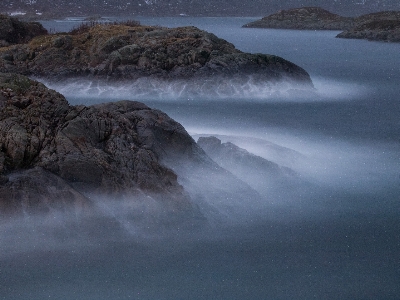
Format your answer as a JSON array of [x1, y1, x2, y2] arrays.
[[1, 17, 399, 300]]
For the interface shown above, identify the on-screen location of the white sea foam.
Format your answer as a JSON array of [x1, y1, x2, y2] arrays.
[[40, 77, 309, 102], [190, 128, 400, 194], [312, 77, 371, 99], [39, 75, 370, 104]]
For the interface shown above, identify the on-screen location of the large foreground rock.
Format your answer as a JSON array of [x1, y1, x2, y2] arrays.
[[0, 74, 194, 216], [0, 73, 192, 214], [0, 14, 47, 47], [0, 23, 313, 89], [0, 74, 262, 221], [242, 7, 354, 30]]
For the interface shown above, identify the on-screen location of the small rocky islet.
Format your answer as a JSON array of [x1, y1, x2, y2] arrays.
[[337, 11, 400, 42], [243, 7, 354, 30], [243, 7, 400, 43], [0, 18, 313, 86], [0, 17, 312, 217]]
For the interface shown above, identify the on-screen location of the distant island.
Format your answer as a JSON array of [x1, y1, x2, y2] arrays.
[[243, 7, 354, 30], [337, 11, 400, 42], [0, 16, 313, 88], [243, 7, 400, 42]]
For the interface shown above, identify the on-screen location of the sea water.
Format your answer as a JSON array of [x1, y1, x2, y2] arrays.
[[1, 17, 399, 299]]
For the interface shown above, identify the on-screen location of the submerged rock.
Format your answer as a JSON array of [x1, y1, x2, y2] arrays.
[[0, 23, 313, 90], [0, 14, 47, 47], [0, 167, 89, 214], [197, 136, 298, 195], [242, 7, 354, 30]]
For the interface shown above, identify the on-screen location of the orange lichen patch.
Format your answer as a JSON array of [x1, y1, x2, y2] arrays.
[[0, 45, 16, 52], [24, 25, 138, 52], [22, 24, 220, 58]]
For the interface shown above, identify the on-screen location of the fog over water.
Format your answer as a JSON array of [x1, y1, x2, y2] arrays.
[[1, 18, 400, 299]]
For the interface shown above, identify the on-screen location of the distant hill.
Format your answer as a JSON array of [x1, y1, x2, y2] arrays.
[[1, 0, 400, 18]]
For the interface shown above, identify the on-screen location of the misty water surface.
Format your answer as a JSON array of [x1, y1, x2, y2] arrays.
[[1, 17, 399, 300]]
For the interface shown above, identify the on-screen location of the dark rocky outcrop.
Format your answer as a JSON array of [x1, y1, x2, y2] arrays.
[[0, 14, 47, 47], [0, 23, 313, 89], [196, 135, 329, 213], [197, 136, 294, 175], [197, 136, 298, 195], [0, 73, 193, 214], [337, 19, 400, 42], [353, 10, 400, 24], [0, 74, 263, 221], [242, 7, 354, 30], [337, 11, 400, 42]]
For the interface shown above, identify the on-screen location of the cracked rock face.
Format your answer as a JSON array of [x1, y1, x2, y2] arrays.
[[0, 73, 195, 214]]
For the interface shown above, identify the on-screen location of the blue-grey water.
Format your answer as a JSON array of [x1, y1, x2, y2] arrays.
[[1, 18, 399, 299]]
